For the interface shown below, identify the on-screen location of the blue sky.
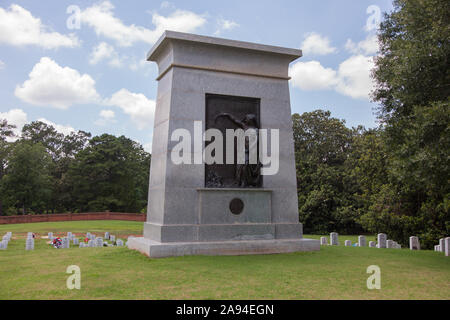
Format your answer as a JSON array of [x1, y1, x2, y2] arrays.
[[0, 0, 393, 151]]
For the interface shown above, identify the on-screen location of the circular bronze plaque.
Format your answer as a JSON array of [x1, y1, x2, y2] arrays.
[[229, 198, 244, 215]]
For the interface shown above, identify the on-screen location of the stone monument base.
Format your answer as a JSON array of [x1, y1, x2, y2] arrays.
[[127, 237, 320, 258]]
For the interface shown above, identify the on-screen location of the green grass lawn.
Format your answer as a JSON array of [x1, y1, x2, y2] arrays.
[[0, 220, 448, 300]]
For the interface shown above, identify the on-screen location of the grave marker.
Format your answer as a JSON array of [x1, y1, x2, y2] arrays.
[[377, 233, 387, 248], [330, 232, 339, 246], [358, 235, 366, 247]]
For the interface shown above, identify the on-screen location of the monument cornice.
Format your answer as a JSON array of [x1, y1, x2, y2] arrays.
[[148, 30, 302, 81], [147, 30, 302, 62]]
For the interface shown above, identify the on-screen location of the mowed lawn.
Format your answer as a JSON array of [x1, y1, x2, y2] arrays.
[[0, 221, 448, 300]]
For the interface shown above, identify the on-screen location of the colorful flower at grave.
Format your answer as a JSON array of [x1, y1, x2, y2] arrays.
[[52, 237, 62, 249]]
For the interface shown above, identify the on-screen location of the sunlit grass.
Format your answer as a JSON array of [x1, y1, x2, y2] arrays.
[[0, 221, 448, 300]]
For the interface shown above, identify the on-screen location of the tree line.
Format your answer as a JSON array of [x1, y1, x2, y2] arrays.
[[295, 0, 449, 248], [0, 121, 150, 216]]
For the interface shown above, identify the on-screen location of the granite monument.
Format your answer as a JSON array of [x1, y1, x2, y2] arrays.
[[127, 31, 320, 257]]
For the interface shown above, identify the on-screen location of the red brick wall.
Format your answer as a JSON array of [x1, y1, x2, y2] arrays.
[[0, 212, 146, 224]]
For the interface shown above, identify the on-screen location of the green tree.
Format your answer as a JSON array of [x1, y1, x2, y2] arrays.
[[53, 130, 92, 213], [67, 134, 150, 213], [22, 121, 92, 213], [368, 0, 450, 248], [22, 121, 64, 160], [293, 110, 363, 234], [0, 119, 16, 216], [1, 141, 53, 215]]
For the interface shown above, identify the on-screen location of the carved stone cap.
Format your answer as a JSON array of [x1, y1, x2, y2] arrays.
[[147, 31, 303, 80]]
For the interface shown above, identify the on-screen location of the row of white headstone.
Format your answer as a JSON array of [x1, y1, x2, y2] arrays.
[[0, 231, 127, 251], [78, 238, 124, 248], [320, 233, 426, 250], [78, 232, 123, 248], [0, 232, 12, 250], [434, 237, 449, 256]]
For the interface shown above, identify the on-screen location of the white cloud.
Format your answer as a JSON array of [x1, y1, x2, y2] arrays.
[[0, 4, 79, 49], [143, 141, 152, 153], [95, 109, 116, 126], [37, 118, 75, 136], [290, 55, 375, 99], [80, 1, 206, 47], [290, 61, 338, 90], [89, 42, 123, 67], [106, 89, 155, 130], [301, 32, 337, 56], [100, 109, 115, 119], [214, 18, 239, 35], [0, 108, 28, 140], [345, 34, 379, 56], [0, 109, 75, 139], [335, 55, 375, 99], [15, 57, 100, 109]]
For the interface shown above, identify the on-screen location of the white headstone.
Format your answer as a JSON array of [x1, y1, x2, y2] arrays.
[[445, 237, 450, 257], [344, 240, 352, 247], [62, 237, 70, 249], [320, 237, 328, 245], [73, 238, 79, 245], [386, 240, 394, 248], [25, 238, 34, 250], [377, 233, 387, 248], [369, 241, 376, 247], [358, 235, 366, 247], [48, 232, 53, 240], [110, 235, 116, 242], [116, 239, 124, 247], [409, 236, 420, 250], [104, 232, 110, 240], [330, 232, 339, 246], [0, 242, 4, 250], [439, 238, 445, 253], [95, 237, 103, 247], [88, 240, 94, 247]]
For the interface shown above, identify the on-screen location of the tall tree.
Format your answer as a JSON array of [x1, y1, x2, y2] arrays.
[[0, 119, 16, 215], [22, 121, 64, 160], [370, 0, 450, 247], [54, 130, 92, 212], [293, 111, 363, 234], [68, 134, 150, 213], [1, 141, 52, 215]]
